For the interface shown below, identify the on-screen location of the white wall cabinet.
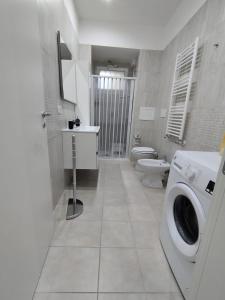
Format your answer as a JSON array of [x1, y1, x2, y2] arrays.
[[62, 126, 99, 169]]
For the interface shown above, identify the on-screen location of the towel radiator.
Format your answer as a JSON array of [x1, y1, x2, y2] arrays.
[[166, 37, 199, 143]]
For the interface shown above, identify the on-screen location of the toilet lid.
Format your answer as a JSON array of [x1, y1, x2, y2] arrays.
[[132, 147, 155, 154]]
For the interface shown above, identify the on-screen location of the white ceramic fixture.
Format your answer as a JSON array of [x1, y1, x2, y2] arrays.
[[160, 151, 221, 298], [131, 147, 158, 163], [137, 159, 170, 188]]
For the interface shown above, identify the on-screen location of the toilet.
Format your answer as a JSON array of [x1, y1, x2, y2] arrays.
[[131, 147, 158, 163], [137, 159, 170, 188]]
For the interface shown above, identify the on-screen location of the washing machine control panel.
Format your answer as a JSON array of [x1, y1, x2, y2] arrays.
[[172, 151, 219, 199], [184, 165, 198, 182], [172, 155, 198, 183]]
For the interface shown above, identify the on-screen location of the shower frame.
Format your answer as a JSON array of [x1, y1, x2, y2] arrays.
[[90, 75, 136, 159]]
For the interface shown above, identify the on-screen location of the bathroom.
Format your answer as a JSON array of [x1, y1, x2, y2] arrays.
[[1, 0, 225, 299]]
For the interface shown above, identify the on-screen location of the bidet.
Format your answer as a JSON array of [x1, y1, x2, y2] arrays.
[[137, 159, 170, 188]]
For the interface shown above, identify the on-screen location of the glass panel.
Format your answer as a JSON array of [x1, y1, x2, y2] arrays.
[[92, 77, 134, 158], [173, 195, 199, 245]]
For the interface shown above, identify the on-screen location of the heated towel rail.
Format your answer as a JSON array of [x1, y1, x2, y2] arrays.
[[166, 37, 199, 143]]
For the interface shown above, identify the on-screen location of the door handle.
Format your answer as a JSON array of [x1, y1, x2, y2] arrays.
[[41, 111, 51, 128], [41, 111, 51, 118]]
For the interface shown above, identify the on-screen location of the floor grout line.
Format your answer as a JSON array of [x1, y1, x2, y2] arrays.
[[35, 291, 182, 295], [96, 165, 105, 300], [120, 163, 149, 297]]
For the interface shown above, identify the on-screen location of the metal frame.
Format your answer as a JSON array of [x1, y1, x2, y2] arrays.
[[90, 75, 136, 158]]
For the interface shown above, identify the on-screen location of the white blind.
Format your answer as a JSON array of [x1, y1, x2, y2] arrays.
[[166, 37, 199, 142]]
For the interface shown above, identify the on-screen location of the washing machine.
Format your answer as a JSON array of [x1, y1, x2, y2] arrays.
[[160, 151, 221, 299]]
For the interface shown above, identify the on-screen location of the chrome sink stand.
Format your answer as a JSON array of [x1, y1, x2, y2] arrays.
[[66, 135, 83, 220]]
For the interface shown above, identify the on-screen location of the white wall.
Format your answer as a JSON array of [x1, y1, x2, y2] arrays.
[[150, 0, 225, 161], [130, 50, 162, 148], [63, 0, 79, 35], [76, 44, 92, 125], [189, 153, 225, 300], [164, 0, 208, 47], [38, 0, 80, 207], [78, 0, 207, 50], [132, 0, 225, 162]]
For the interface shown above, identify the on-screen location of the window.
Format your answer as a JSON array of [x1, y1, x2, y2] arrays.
[[99, 70, 125, 77], [98, 70, 125, 90]]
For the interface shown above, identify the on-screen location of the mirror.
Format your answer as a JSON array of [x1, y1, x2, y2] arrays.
[[57, 31, 77, 104]]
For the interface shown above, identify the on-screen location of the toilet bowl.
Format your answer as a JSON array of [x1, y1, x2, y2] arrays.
[[137, 159, 170, 188], [131, 147, 158, 163]]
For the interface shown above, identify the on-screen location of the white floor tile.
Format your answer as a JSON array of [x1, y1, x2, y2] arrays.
[[78, 205, 103, 221], [132, 221, 160, 249], [103, 206, 129, 221], [104, 191, 127, 206], [52, 220, 101, 247], [99, 248, 145, 292], [38, 159, 180, 299], [137, 249, 178, 293], [99, 294, 147, 300], [101, 222, 135, 247], [37, 247, 99, 292], [145, 293, 183, 300], [34, 293, 97, 300], [128, 205, 156, 222], [104, 198, 127, 207]]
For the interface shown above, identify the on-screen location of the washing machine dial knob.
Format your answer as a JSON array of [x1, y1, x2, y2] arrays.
[[185, 167, 197, 182], [188, 171, 196, 181]]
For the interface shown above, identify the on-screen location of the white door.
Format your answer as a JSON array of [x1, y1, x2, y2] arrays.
[[189, 153, 225, 300], [0, 1, 53, 299]]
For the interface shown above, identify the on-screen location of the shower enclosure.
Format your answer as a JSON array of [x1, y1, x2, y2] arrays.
[[91, 75, 136, 158]]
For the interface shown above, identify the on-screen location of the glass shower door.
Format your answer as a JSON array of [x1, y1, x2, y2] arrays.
[[91, 75, 135, 158]]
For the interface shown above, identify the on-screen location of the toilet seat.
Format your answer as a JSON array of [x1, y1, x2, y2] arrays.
[[132, 147, 155, 154], [131, 147, 158, 166]]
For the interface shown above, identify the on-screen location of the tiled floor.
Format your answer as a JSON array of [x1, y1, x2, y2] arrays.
[[35, 159, 183, 300]]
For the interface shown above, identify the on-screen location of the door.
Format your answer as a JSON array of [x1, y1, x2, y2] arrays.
[[91, 75, 135, 158], [189, 153, 225, 300], [0, 1, 53, 299], [166, 183, 205, 262]]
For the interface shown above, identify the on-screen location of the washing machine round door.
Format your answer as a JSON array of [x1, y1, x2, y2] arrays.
[[166, 182, 205, 262]]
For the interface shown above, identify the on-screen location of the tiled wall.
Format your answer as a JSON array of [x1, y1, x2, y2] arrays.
[[38, 0, 79, 208], [131, 50, 162, 148], [134, 0, 225, 161]]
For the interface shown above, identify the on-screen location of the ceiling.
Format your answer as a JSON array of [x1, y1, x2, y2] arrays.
[[74, 0, 182, 27], [92, 46, 139, 65]]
